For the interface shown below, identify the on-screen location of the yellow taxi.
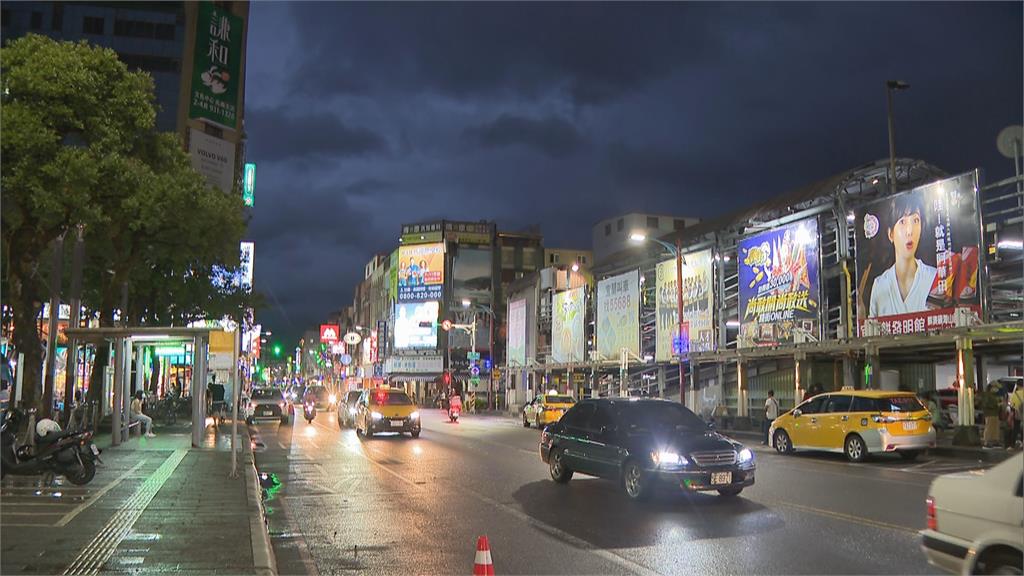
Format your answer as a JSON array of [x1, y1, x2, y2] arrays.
[[769, 389, 935, 462], [354, 388, 421, 439], [523, 394, 576, 428]]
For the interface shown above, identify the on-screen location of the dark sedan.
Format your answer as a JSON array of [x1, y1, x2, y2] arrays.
[[539, 398, 756, 501]]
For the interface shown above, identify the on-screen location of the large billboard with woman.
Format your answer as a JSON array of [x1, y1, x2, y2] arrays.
[[855, 171, 982, 336]]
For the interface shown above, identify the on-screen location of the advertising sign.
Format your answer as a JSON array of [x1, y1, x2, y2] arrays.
[[239, 242, 254, 291], [242, 162, 255, 206], [507, 299, 527, 366], [551, 288, 585, 363], [189, 130, 236, 194], [369, 329, 379, 363], [189, 1, 244, 130], [394, 301, 439, 349], [397, 243, 445, 302], [597, 270, 640, 359], [655, 249, 714, 361], [855, 171, 982, 336], [738, 219, 820, 347], [319, 324, 340, 343], [385, 355, 443, 374]]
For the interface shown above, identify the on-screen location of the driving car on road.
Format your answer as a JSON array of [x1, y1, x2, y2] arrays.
[[523, 394, 576, 428], [770, 389, 935, 462], [304, 385, 338, 411], [339, 390, 362, 429], [920, 453, 1022, 575], [539, 398, 755, 501], [246, 387, 293, 425], [355, 388, 421, 438]]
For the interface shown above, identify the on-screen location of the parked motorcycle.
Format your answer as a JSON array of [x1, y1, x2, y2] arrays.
[[303, 400, 317, 423], [1, 409, 101, 485]]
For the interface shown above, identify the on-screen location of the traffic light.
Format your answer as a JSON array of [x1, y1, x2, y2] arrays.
[[273, 343, 282, 357], [443, 371, 451, 385]]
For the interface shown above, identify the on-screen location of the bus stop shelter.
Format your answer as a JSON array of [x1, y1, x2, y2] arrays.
[[63, 326, 216, 448]]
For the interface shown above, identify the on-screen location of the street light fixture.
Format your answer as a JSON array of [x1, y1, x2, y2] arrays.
[[630, 232, 688, 407], [571, 262, 579, 272], [886, 80, 910, 197]]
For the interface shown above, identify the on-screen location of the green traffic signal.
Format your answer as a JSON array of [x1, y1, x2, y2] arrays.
[[273, 344, 282, 357]]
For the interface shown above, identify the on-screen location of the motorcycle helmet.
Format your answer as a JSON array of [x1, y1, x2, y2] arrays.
[[36, 418, 62, 437]]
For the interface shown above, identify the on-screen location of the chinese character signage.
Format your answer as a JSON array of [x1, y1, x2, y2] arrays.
[[394, 301, 439, 349], [656, 249, 715, 361], [397, 243, 445, 302], [319, 324, 340, 343], [552, 288, 585, 363], [738, 219, 820, 347], [597, 270, 640, 359], [855, 171, 982, 336], [507, 299, 527, 367], [189, 2, 243, 130], [239, 241, 254, 291], [242, 162, 255, 206]]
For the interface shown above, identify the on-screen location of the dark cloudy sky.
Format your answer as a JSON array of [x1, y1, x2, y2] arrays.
[[243, 2, 1022, 346]]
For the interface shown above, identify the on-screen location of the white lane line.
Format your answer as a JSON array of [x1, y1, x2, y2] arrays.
[[56, 460, 148, 527], [329, 421, 662, 576]]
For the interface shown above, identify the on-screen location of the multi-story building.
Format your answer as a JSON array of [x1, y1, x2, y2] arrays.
[[543, 248, 593, 270], [592, 212, 699, 268]]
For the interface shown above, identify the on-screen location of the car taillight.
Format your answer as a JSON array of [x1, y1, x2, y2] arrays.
[[926, 496, 937, 530]]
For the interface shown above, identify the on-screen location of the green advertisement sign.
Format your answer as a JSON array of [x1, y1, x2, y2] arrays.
[[189, 2, 243, 130], [551, 287, 585, 363], [597, 270, 640, 359]]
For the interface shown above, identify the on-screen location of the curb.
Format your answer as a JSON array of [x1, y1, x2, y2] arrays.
[[243, 425, 278, 576], [718, 429, 1017, 463]]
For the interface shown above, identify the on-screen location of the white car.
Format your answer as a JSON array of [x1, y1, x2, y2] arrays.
[[920, 453, 1023, 575]]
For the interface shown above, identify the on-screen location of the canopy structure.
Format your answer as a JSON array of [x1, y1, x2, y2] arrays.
[[64, 327, 217, 448]]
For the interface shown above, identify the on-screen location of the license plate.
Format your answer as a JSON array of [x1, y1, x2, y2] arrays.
[[390, 420, 404, 427], [90, 444, 99, 456], [711, 472, 732, 485], [902, 421, 917, 431]]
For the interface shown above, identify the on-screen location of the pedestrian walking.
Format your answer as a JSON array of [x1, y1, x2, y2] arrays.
[[924, 391, 943, 435], [131, 391, 156, 437], [763, 390, 779, 445]]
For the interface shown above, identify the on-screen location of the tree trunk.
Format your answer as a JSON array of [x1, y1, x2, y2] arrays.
[[85, 292, 115, 428], [8, 262, 44, 412]]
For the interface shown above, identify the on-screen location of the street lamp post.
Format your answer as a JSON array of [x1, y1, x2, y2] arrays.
[[886, 80, 910, 196], [630, 233, 687, 406], [459, 299, 496, 410]]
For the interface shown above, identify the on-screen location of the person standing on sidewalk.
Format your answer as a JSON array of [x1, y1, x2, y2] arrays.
[[1010, 382, 1024, 449], [979, 384, 1001, 448], [763, 390, 779, 445], [131, 391, 156, 437]]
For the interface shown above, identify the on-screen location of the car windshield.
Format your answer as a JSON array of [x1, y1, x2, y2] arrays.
[[252, 389, 280, 400], [544, 395, 575, 404], [617, 402, 706, 432], [876, 396, 926, 412], [371, 391, 413, 405]]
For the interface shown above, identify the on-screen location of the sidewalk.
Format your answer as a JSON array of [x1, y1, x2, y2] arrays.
[[0, 420, 275, 575], [719, 427, 1019, 464]]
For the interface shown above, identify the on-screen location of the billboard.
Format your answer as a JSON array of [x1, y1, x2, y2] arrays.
[[189, 130, 235, 194], [189, 1, 244, 130], [242, 162, 255, 206], [507, 299, 527, 367], [738, 218, 820, 347], [397, 243, 444, 302], [239, 241, 254, 291], [597, 270, 640, 359], [551, 288, 585, 363], [394, 301, 439, 349], [855, 171, 982, 336], [320, 324, 340, 343], [656, 249, 715, 361]]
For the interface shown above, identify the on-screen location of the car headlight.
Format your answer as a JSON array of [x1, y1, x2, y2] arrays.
[[348, 407, 357, 415], [737, 448, 754, 464], [651, 451, 688, 467], [371, 411, 383, 420], [410, 411, 420, 420], [328, 394, 337, 404]]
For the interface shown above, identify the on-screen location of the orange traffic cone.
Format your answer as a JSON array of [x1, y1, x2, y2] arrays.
[[473, 535, 494, 576]]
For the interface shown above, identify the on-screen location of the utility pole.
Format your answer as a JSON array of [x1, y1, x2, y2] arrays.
[[42, 232, 65, 418]]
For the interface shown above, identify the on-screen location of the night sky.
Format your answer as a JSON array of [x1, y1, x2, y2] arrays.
[[243, 2, 1022, 345]]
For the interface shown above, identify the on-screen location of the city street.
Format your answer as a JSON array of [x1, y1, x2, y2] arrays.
[[252, 410, 989, 575]]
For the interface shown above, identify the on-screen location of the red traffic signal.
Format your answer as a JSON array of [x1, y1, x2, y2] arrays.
[[441, 319, 452, 332], [443, 371, 451, 385]]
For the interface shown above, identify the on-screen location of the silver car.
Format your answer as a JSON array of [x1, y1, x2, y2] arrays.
[[245, 388, 293, 425]]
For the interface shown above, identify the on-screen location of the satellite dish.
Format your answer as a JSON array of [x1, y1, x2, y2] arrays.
[[996, 125, 1023, 159], [343, 332, 362, 346]]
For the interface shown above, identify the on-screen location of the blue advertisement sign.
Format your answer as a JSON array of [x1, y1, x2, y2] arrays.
[[737, 218, 820, 347]]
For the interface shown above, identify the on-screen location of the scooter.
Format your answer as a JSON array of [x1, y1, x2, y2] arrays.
[[1, 409, 101, 485], [448, 398, 461, 423], [303, 400, 317, 423]]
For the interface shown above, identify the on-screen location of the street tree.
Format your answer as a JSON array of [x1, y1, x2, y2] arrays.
[[1, 35, 156, 412]]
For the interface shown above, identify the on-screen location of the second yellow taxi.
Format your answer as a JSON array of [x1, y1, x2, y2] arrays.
[[523, 393, 576, 428]]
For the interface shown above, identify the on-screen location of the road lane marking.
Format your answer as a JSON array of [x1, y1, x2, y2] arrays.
[[57, 460, 148, 527], [763, 499, 918, 534]]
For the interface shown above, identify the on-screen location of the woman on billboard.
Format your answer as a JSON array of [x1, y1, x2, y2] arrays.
[[868, 194, 937, 317]]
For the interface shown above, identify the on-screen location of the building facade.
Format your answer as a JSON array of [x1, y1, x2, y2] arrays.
[[592, 212, 699, 268]]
